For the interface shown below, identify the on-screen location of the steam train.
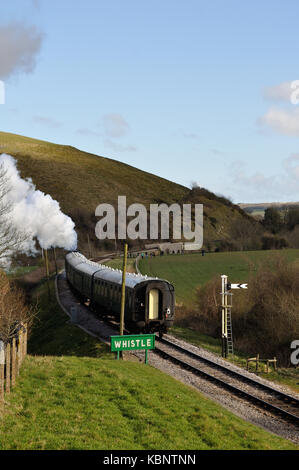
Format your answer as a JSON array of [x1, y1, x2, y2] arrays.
[[65, 252, 175, 335]]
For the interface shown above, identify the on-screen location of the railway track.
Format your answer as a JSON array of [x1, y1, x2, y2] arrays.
[[154, 335, 299, 427]]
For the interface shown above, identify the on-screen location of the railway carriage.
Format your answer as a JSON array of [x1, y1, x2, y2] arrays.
[[65, 252, 175, 335]]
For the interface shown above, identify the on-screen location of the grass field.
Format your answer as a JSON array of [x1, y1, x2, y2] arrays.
[[138, 249, 299, 305], [0, 281, 297, 450], [105, 257, 137, 273]]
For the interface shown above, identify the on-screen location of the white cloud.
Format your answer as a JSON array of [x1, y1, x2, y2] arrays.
[[102, 114, 129, 138], [0, 23, 43, 80], [210, 148, 225, 155], [230, 155, 299, 201], [104, 139, 137, 152], [33, 116, 61, 128], [182, 132, 199, 139], [76, 128, 100, 137], [263, 81, 293, 102], [258, 107, 299, 136]]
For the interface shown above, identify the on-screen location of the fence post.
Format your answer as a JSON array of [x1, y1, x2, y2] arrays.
[[20, 324, 25, 362], [24, 323, 27, 358], [0, 341, 4, 402], [17, 329, 22, 371], [12, 337, 16, 386], [5, 343, 10, 394]]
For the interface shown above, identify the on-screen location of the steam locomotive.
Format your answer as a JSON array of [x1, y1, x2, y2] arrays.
[[65, 252, 175, 336]]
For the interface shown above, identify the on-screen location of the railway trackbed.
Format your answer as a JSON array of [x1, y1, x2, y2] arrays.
[[56, 272, 299, 441], [154, 336, 299, 428]]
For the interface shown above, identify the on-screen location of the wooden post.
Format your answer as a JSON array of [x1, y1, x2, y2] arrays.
[[53, 247, 58, 275], [24, 323, 27, 358], [119, 243, 128, 360], [0, 363, 4, 402], [16, 330, 21, 376], [87, 234, 92, 259], [44, 248, 50, 297], [256, 354, 259, 372], [0, 341, 4, 402], [11, 337, 16, 387], [5, 343, 10, 394], [19, 328, 23, 366]]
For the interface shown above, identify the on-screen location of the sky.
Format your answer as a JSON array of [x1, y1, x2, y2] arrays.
[[1, 0, 299, 203]]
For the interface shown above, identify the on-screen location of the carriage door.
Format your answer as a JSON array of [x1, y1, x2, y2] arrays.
[[148, 289, 159, 320]]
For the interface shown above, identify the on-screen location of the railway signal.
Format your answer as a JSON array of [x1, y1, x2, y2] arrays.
[[221, 275, 248, 358], [227, 283, 248, 290]]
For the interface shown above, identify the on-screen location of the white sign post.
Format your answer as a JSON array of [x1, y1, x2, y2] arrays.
[[228, 283, 248, 290], [221, 276, 248, 358]]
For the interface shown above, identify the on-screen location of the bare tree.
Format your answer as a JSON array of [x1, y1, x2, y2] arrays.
[[0, 162, 36, 342], [0, 270, 36, 342], [0, 162, 28, 267]]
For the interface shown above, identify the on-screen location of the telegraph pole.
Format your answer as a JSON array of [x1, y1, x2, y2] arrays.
[[44, 248, 50, 298], [52, 247, 58, 275], [119, 243, 128, 358]]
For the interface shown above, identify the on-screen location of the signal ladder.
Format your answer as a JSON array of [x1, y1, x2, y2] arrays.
[[226, 307, 234, 355]]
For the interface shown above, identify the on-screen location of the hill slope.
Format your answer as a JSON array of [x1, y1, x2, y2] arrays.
[[0, 132, 259, 252]]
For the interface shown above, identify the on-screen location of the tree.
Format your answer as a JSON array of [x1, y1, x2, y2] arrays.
[[0, 163, 35, 342], [286, 207, 299, 231], [263, 207, 283, 234], [0, 162, 28, 267]]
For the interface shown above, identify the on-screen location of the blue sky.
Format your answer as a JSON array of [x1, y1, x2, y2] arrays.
[[1, 0, 299, 203]]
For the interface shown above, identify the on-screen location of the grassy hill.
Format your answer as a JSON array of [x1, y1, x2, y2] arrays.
[[0, 131, 260, 253]]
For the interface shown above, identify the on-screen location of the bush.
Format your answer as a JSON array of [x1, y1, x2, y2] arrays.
[[0, 271, 35, 342], [262, 235, 288, 250]]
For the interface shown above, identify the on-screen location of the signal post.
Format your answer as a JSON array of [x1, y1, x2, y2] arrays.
[[221, 275, 248, 358]]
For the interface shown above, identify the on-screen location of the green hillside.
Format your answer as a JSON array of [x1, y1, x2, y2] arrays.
[[0, 131, 260, 252]]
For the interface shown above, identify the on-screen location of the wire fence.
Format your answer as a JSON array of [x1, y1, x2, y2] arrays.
[[0, 323, 27, 402]]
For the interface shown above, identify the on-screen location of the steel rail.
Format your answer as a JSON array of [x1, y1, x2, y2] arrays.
[[158, 336, 299, 407], [155, 337, 299, 427]]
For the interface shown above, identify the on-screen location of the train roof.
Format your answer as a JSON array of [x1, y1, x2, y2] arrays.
[[65, 251, 172, 288]]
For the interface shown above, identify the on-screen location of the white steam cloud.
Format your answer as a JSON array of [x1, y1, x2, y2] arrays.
[[0, 154, 77, 254]]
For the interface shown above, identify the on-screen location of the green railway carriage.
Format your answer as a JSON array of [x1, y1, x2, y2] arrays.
[[65, 252, 175, 335]]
